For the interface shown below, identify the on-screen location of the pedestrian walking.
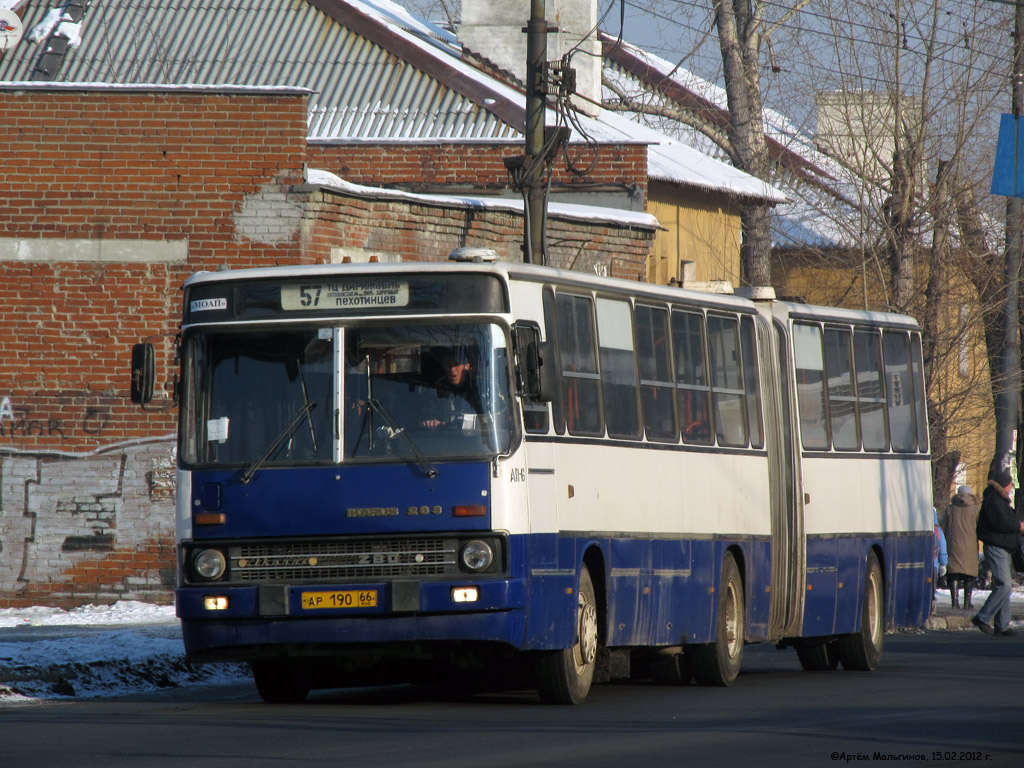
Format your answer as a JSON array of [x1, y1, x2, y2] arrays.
[[971, 469, 1024, 637], [946, 485, 981, 609], [933, 507, 948, 610]]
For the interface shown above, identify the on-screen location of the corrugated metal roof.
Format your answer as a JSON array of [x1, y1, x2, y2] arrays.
[[0, 0, 516, 140]]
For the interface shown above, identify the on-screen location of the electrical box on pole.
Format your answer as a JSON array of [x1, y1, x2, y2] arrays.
[[503, 0, 572, 265]]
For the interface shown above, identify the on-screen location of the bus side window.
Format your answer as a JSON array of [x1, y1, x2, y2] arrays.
[[740, 315, 763, 449], [853, 328, 889, 451], [671, 309, 713, 444], [824, 326, 860, 451], [543, 288, 565, 435], [514, 322, 550, 434], [556, 293, 603, 436], [883, 330, 917, 452], [910, 333, 929, 453], [707, 314, 748, 448], [636, 304, 677, 442], [793, 322, 829, 450], [597, 297, 641, 440]]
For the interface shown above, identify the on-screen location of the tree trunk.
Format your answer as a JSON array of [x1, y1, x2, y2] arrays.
[[924, 161, 950, 507], [885, 147, 917, 313], [714, 0, 773, 288], [953, 177, 1008, 475]]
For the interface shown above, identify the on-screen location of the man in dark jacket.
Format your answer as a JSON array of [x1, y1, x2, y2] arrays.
[[971, 469, 1024, 636]]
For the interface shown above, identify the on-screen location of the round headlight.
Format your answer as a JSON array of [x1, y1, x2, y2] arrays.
[[194, 549, 227, 580], [461, 540, 494, 571]]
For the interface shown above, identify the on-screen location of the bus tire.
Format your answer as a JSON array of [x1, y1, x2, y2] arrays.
[[796, 639, 840, 671], [690, 552, 744, 686], [838, 552, 884, 671], [535, 564, 599, 704], [252, 660, 311, 704]]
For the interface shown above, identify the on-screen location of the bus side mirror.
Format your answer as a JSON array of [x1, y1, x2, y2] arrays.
[[527, 340, 556, 403], [131, 343, 155, 405]]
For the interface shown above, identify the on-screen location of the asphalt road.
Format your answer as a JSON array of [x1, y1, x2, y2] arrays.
[[2, 629, 1021, 768]]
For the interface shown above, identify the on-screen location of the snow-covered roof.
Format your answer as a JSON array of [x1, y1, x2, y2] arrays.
[[305, 168, 663, 230]]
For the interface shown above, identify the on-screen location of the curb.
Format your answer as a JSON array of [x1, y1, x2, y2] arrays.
[[925, 614, 973, 631], [925, 607, 1024, 631]]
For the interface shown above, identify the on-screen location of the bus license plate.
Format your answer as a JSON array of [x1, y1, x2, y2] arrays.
[[301, 590, 378, 610]]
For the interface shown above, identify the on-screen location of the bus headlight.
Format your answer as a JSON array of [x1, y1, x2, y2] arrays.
[[193, 548, 227, 581], [460, 540, 494, 571]]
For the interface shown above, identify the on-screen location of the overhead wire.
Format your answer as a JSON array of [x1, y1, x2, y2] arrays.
[[610, 0, 1015, 91]]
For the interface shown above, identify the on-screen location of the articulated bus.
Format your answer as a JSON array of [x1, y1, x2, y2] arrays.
[[132, 255, 933, 704]]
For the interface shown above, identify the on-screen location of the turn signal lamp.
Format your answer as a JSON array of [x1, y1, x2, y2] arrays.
[[453, 505, 486, 517], [451, 587, 479, 603], [196, 513, 226, 526]]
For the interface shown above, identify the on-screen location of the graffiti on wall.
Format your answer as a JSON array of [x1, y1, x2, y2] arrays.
[[0, 396, 115, 443], [0, 438, 177, 606]]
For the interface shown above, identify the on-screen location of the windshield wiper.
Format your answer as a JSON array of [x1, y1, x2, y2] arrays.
[[240, 401, 317, 484], [366, 398, 438, 478], [296, 357, 318, 453]]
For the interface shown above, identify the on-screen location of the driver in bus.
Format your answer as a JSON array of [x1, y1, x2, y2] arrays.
[[421, 349, 482, 431]]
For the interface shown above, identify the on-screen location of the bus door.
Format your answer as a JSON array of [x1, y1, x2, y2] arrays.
[[513, 319, 570, 649], [760, 314, 805, 640], [512, 321, 560, 559]]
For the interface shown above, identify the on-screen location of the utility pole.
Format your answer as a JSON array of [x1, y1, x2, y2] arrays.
[[1001, 0, 1023, 483], [523, 0, 548, 265], [504, 0, 571, 265]]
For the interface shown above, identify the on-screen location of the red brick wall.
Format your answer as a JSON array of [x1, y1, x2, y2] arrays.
[[0, 88, 315, 607], [306, 141, 649, 195], [0, 89, 314, 453], [304, 190, 652, 280]]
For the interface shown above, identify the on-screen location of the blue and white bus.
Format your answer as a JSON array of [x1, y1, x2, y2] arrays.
[[133, 254, 933, 704]]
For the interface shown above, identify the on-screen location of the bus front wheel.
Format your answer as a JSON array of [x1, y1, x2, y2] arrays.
[[535, 564, 599, 704], [690, 552, 744, 686], [838, 552, 884, 671]]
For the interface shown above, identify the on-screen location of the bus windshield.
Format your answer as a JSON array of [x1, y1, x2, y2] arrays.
[[181, 322, 515, 469]]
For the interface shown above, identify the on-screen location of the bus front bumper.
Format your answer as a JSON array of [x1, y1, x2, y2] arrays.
[[176, 577, 528, 662]]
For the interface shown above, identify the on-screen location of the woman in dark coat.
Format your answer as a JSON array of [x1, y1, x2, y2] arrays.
[[972, 470, 1024, 636], [945, 485, 981, 609]]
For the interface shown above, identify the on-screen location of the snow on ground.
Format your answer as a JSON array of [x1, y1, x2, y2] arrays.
[[1, 588, 1022, 706], [0, 601, 249, 705], [0, 600, 175, 629]]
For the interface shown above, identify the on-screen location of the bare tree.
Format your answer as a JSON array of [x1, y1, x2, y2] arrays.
[[711, 0, 813, 287]]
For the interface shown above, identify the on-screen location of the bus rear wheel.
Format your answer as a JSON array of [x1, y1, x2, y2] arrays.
[[690, 552, 744, 686], [252, 660, 311, 704], [838, 552, 884, 671], [535, 564, 599, 704]]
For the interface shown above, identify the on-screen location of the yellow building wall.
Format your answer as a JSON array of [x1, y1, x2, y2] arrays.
[[646, 181, 742, 287]]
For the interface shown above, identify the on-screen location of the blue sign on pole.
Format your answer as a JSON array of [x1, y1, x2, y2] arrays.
[[992, 113, 1024, 198]]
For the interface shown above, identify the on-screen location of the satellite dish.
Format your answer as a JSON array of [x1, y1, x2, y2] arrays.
[[0, 10, 24, 52]]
